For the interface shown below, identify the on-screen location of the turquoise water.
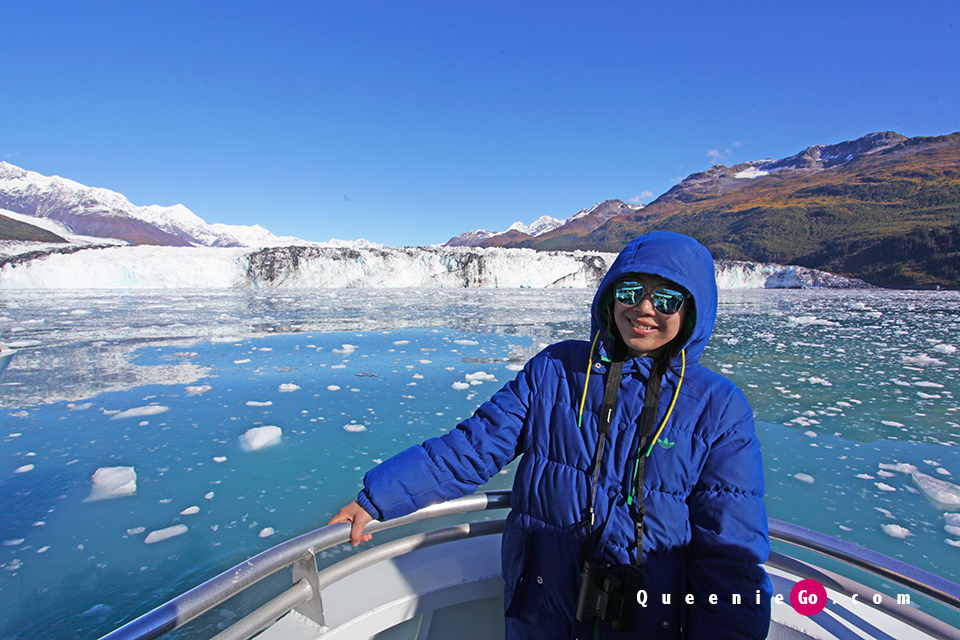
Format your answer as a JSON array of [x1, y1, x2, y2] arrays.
[[0, 288, 958, 638]]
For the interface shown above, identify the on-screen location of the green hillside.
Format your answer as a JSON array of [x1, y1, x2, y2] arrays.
[[0, 213, 67, 243]]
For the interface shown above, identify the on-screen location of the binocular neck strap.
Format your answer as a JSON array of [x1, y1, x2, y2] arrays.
[[631, 363, 663, 568]]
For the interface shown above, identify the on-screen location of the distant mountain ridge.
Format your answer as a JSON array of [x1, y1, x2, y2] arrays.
[[487, 131, 960, 288], [0, 162, 303, 248], [446, 199, 643, 247]]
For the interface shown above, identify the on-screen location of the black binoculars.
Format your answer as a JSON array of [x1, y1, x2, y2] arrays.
[[574, 557, 643, 632]]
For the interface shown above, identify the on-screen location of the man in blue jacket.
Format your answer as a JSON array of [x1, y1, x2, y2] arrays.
[[331, 231, 772, 639]]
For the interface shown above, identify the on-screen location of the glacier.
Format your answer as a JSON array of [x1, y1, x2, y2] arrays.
[[0, 244, 869, 290]]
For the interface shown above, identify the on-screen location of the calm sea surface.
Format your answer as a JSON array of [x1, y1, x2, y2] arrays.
[[0, 288, 958, 638]]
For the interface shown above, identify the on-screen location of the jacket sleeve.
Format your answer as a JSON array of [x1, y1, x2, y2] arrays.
[[684, 387, 772, 640], [356, 354, 542, 521]]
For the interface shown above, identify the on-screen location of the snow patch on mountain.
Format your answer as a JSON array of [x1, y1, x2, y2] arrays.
[[0, 161, 306, 248]]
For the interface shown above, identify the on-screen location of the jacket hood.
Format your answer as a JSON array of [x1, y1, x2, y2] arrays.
[[591, 231, 718, 365]]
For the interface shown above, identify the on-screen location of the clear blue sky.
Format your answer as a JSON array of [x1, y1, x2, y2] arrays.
[[3, 1, 958, 246]]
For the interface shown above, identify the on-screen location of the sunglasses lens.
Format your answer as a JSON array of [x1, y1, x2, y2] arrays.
[[614, 282, 644, 306], [652, 289, 685, 315]]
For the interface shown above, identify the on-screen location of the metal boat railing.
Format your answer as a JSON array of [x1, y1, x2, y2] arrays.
[[98, 491, 511, 640], [99, 490, 960, 640]]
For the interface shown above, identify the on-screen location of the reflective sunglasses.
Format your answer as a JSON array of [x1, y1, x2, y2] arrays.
[[613, 280, 686, 315]]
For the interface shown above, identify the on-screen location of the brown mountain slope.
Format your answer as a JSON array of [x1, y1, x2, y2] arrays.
[[525, 132, 960, 288]]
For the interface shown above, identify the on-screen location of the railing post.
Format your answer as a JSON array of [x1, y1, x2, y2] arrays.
[[292, 549, 325, 626]]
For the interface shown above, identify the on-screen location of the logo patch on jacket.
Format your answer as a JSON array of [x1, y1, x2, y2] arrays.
[[658, 437, 676, 450]]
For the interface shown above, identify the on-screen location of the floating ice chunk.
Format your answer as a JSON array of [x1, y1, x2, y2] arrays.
[[933, 344, 956, 355], [946, 525, 960, 537], [912, 472, 960, 511], [787, 316, 838, 327], [877, 470, 895, 478], [239, 426, 282, 451], [918, 392, 941, 399], [259, 527, 275, 538], [874, 507, 895, 519], [68, 402, 93, 411], [144, 524, 188, 544], [902, 354, 946, 366], [278, 383, 300, 392], [915, 381, 945, 389], [110, 405, 169, 420], [2, 539, 24, 546], [180, 506, 200, 515], [213, 456, 227, 463], [246, 400, 273, 407], [82, 604, 112, 618], [454, 339, 479, 346], [333, 344, 358, 355], [234, 358, 252, 364], [204, 492, 215, 500], [881, 420, 905, 428], [856, 473, 875, 480], [880, 462, 918, 474], [393, 340, 410, 346], [327, 385, 341, 391], [939, 468, 954, 476], [185, 385, 212, 396], [85, 467, 137, 502], [126, 527, 146, 535], [36, 546, 50, 553], [946, 513, 960, 527], [881, 524, 911, 539], [793, 473, 815, 484], [343, 423, 367, 433], [875, 483, 897, 492], [14, 464, 34, 473], [947, 539, 960, 548], [803, 431, 817, 438], [466, 371, 496, 383], [452, 382, 470, 390], [806, 377, 832, 386]]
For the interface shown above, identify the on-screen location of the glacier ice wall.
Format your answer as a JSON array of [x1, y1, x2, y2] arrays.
[[0, 244, 869, 290]]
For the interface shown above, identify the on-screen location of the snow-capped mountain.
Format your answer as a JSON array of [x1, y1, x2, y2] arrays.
[[445, 201, 642, 248], [0, 162, 305, 248]]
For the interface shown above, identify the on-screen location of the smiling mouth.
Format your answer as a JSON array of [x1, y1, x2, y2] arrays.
[[629, 319, 658, 332]]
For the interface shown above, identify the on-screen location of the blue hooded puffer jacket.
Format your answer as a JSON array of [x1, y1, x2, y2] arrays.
[[357, 232, 772, 639]]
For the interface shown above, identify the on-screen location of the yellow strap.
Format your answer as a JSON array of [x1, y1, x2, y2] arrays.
[[645, 348, 685, 457], [577, 330, 601, 428]]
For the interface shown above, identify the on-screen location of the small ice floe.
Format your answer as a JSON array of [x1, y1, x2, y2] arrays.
[[126, 527, 146, 535], [144, 524, 188, 544], [787, 316, 838, 327], [875, 483, 897, 492], [877, 470, 895, 478], [947, 539, 960, 548], [213, 456, 227, 463], [110, 405, 169, 420], [180, 506, 200, 516], [452, 382, 470, 390], [14, 464, 34, 474], [466, 371, 496, 384], [68, 402, 93, 411], [902, 354, 946, 366], [327, 385, 341, 391], [856, 473, 875, 480], [393, 340, 410, 346], [881, 420, 905, 428], [881, 524, 912, 539], [204, 492, 215, 500], [85, 467, 137, 502], [234, 358, 252, 364], [880, 461, 918, 474], [278, 383, 300, 392], [803, 431, 818, 438], [259, 527, 275, 538], [185, 385, 212, 396], [933, 344, 957, 355], [912, 472, 960, 511], [454, 339, 479, 346], [246, 400, 273, 407], [2, 539, 24, 547], [343, 422, 367, 433], [333, 344, 358, 355], [793, 473, 815, 484], [937, 468, 953, 477], [239, 426, 282, 451]]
